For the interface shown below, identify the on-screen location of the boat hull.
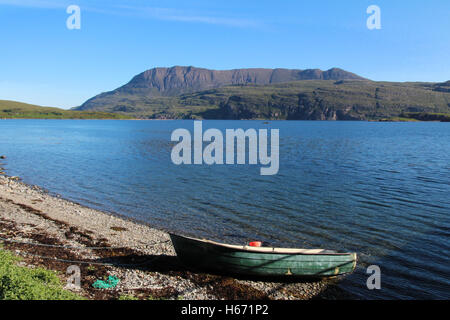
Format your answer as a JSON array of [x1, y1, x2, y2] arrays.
[[170, 234, 357, 278]]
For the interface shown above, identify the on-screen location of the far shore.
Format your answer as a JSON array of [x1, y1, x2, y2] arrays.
[[1, 117, 448, 122], [0, 173, 354, 300]]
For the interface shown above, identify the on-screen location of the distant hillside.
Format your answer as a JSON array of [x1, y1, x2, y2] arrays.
[[76, 66, 366, 111], [432, 80, 450, 93], [73, 79, 450, 121], [0, 100, 131, 119]]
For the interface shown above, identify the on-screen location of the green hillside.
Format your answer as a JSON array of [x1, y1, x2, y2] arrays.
[[75, 80, 450, 120], [0, 100, 132, 119]]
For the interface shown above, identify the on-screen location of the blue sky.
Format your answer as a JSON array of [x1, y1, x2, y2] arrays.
[[0, 0, 449, 109]]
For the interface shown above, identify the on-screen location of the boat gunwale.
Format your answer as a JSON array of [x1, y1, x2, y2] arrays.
[[170, 233, 356, 256]]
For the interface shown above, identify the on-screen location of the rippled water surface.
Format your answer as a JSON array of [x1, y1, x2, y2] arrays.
[[1, 120, 449, 299]]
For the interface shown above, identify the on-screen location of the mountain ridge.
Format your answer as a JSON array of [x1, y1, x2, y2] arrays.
[[76, 66, 366, 111], [72, 66, 449, 121], [124, 66, 367, 94]]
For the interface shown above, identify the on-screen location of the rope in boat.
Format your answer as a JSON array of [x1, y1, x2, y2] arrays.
[[0, 236, 170, 250]]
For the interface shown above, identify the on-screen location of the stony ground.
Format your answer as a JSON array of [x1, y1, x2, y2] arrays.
[[0, 174, 353, 300]]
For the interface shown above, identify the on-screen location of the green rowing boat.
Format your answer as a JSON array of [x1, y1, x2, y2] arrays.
[[170, 233, 357, 278]]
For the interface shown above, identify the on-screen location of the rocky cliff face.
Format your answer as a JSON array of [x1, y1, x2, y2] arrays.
[[76, 66, 366, 110], [125, 66, 365, 94], [213, 91, 364, 121]]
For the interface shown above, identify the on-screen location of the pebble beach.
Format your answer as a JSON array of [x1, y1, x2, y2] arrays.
[[0, 173, 353, 300]]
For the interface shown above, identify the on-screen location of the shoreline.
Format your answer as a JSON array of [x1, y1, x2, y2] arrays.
[[0, 174, 355, 300], [1, 118, 449, 122]]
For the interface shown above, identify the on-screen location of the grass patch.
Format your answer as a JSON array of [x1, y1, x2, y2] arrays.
[[0, 248, 84, 300], [400, 112, 450, 122], [380, 117, 420, 122]]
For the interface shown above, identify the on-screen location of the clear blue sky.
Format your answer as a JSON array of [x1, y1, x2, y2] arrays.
[[0, 0, 449, 109]]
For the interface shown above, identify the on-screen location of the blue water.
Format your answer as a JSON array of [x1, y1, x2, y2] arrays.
[[1, 119, 449, 299]]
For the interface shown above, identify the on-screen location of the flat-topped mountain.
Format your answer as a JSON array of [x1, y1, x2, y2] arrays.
[[73, 66, 449, 121], [121, 66, 366, 95], [76, 66, 366, 111]]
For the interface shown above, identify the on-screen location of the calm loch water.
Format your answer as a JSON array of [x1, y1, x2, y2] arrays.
[[1, 119, 449, 299]]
